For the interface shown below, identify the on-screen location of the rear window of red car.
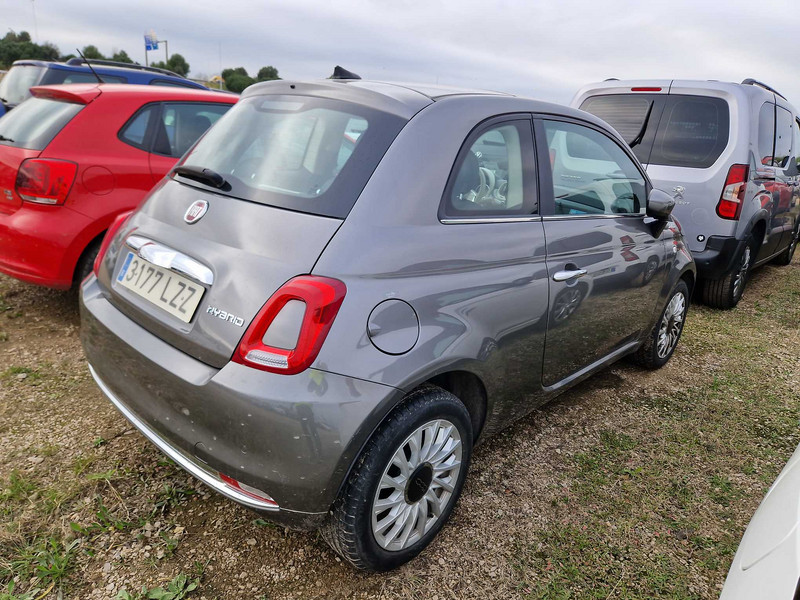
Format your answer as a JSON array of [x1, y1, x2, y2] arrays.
[[0, 97, 83, 151]]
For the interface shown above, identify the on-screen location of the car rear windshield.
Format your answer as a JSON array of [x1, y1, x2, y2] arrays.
[[0, 97, 83, 150], [0, 65, 46, 106], [175, 94, 408, 218], [580, 93, 730, 169]]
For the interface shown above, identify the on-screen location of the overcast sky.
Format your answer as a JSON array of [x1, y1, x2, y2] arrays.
[[2, 0, 799, 105]]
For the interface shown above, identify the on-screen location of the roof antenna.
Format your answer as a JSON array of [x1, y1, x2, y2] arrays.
[[330, 66, 361, 80], [76, 48, 103, 84]]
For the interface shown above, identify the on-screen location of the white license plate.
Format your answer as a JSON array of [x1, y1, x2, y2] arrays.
[[117, 252, 204, 323]]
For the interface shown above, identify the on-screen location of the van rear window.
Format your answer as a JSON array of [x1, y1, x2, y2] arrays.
[[580, 93, 730, 169], [650, 96, 729, 168], [0, 97, 83, 151], [175, 94, 407, 218]]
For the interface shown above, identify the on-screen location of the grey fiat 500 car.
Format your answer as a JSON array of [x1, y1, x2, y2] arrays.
[[81, 77, 695, 570]]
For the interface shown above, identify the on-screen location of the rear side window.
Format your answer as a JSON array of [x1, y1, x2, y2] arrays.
[[177, 95, 407, 218], [774, 107, 793, 169], [443, 119, 536, 218], [0, 97, 83, 150], [757, 103, 776, 166], [152, 103, 232, 157], [149, 79, 199, 88], [649, 96, 730, 168], [119, 104, 159, 149], [40, 69, 126, 85]]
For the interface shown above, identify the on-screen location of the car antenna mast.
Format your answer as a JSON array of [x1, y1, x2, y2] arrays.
[[76, 48, 103, 84]]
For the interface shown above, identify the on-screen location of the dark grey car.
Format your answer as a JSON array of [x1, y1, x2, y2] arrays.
[[80, 78, 696, 571]]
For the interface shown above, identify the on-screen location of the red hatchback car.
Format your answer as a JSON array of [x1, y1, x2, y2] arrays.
[[0, 84, 236, 288]]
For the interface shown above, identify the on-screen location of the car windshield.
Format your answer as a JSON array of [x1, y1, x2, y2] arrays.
[[0, 97, 84, 150], [0, 65, 46, 106], [176, 94, 407, 218]]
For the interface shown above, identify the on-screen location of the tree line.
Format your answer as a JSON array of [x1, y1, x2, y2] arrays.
[[0, 31, 280, 92]]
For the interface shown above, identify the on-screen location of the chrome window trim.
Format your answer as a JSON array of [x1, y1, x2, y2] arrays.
[[541, 213, 645, 221], [125, 235, 214, 285], [440, 215, 542, 224]]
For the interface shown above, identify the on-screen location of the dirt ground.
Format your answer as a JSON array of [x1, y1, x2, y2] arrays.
[[1, 255, 798, 599]]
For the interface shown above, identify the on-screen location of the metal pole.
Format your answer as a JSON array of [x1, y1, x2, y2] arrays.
[[30, 0, 39, 43], [145, 47, 148, 67]]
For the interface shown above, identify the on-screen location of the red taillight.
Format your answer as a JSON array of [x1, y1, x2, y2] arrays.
[[92, 211, 133, 277], [716, 164, 749, 220], [15, 158, 78, 205], [233, 275, 346, 375], [631, 87, 662, 92]]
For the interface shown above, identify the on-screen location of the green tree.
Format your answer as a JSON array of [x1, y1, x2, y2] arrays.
[[81, 45, 105, 60], [256, 66, 279, 81], [0, 31, 59, 69], [151, 53, 190, 77], [110, 50, 133, 63], [224, 73, 255, 93]]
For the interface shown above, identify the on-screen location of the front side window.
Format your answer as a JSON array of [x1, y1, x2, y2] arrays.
[[152, 102, 232, 157], [543, 120, 646, 216], [443, 119, 535, 217], [178, 94, 407, 218]]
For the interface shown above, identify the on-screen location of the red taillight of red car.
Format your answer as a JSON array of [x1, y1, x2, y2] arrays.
[[716, 164, 749, 220], [92, 211, 134, 277], [234, 275, 347, 375], [15, 158, 78, 205]]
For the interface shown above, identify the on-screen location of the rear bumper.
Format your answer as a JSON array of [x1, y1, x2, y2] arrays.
[[692, 235, 746, 280], [80, 276, 399, 529], [0, 204, 91, 289]]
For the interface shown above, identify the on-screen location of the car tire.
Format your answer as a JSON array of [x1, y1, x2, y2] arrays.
[[701, 236, 755, 309], [321, 385, 473, 571], [773, 225, 799, 266], [74, 238, 102, 286], [630, 279, 689, 369]]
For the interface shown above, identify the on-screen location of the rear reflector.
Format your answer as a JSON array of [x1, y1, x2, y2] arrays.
[[93, 211, 133, 277], [219, 473, 278, 506], [16, 158, 78, 205], [234, 275, 346, 375], [716, 164, 749, 220], [631, 87, 663, 92]]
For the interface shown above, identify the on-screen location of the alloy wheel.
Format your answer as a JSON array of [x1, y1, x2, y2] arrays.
[[371, 419, 462, 552], [656, 291, 686, 359], [732, 245, 751, 299]]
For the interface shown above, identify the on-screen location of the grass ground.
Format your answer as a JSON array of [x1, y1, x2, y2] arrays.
[[0, 254, 798, 599]]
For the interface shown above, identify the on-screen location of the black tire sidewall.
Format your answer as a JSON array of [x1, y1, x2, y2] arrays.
[[344, 390, 473, 571]]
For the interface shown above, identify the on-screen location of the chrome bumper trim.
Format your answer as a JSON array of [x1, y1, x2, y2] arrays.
[[88, 363, 280, 512]]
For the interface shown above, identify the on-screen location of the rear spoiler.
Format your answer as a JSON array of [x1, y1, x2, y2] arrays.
[[29, 85, 101, 104]]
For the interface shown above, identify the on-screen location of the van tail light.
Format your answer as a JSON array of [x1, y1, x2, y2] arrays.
[[716, 164, 749, 220], [16, 158, 78, 205], [233, 275, 346, 375], [93, 211, 133, 277]]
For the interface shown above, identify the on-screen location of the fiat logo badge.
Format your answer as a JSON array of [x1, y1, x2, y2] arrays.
[[184, 200, 208, 224]]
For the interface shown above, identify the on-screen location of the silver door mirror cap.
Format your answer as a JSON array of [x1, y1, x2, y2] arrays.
[[647, 188, 675, 221]]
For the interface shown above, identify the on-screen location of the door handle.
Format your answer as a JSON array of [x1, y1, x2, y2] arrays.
[[553, 268, 587, 282]]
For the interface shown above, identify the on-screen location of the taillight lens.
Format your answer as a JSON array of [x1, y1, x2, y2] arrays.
[[233, 275, 346, 375], [92, 211, 133, 277], [716, 164, 749, 220], [16, 158, 78, 205]]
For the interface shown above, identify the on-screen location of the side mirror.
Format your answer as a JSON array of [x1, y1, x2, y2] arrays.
[[784, 159, 800, 178], [647, 188, 675, 221]]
